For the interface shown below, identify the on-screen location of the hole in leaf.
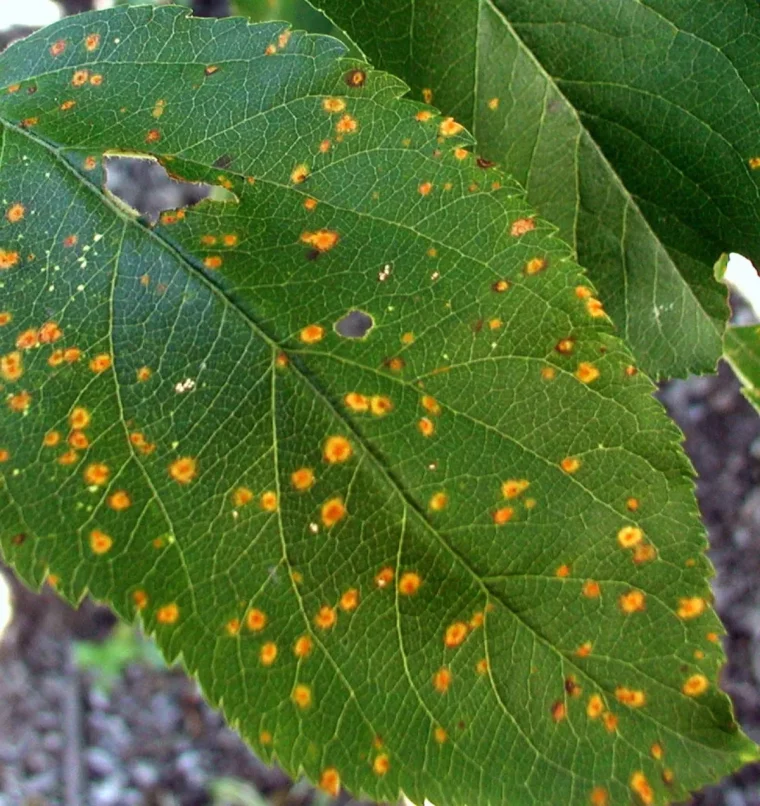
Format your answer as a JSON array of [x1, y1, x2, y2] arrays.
[[335, 310, 374, 339], [103, 155, 236, 224]]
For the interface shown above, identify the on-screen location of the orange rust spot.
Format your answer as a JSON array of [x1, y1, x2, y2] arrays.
[[345, 68, 366, 88], [50, 39, 66, 57], [384, 356, 405, 373], [336, 114, 358, 134], [200, 235, 217, 246], [398, 571, 421, 596], [615, 687, 646, 708], [524, 257, 547, 276], [707, 631, 720, 643], [292, 683, 312, 709], [323, 435, 352, 464], [582, 580, 601, 599], [319, 768, 340, 797], [84, 463, 110, 486], [156, 603, 179, 625], [16, 329, 38, 350], [204, 255, 223, 270], [0, 449, 9, 462], [275, 352, 289, 369], [375, 566, 394, 588], [260, 642, 278, 666], [444, 622, 469, 648], [6, 203, 24, 223], [344, 392, 369, 413], [682, 673, 708, 697], [560, 457, 581, 474], [651, 742, 663, 760], [0, 312, 11, 326], [433, 667, 452, 693], [291, 164, 309, 184], [555, 564, 571, 578], [555, 338, 574, 355], [370, 395, 393, 416], [470, 611, 485, 629], [415, 110, 433, 122], [72, 69, 89, 87], [576, 641, 593, 658], [107, 490, 132, 511], [541, 367, 557, 381], [677, 596, 706, 620], [476, 658, 489, 676], [304, 197, 318, 211], [246, 608, 267, 632], [89, 529, 113, 554], [70, 407, 91, 430], [626, 497, 640, 511], [510, 217, 535, 237], [85, 33, 100, 51], [491, 279, 510, 293], [630, 771, 653, 805], [314, 605, 337, 630], [749, 157, 760, 169], [68, 431, 89, 450], [294, 635, 313, 658], [20, 118, 38, 129], [321, 497, 346, 527], [492, 506, 514, 526], [419, 181, 433, 196], [8, 391, 31, 412], [7, 84, 20, 94], [300, 229, 339, 252], [169, 457, 197, 485], [319, 139, 331, 153], [145, 129, 161, 144], [152, 99, 166, 119], [63, 234, 78, 249], [418, 417, 435, 437], [617, 525, 643, 549], [39, 321, 63, 344], [90, 74, 103, 86], [575, 362, 600, 383], [259, 730, 272, 745], [57, 449, 78, 466], [322, 97, 346, 114], [501, 479, 529, 499], [619, 590, 646, 613], [225, 618, 241, 637], [0, 351, 23, 382], [421, 395, 441, 416], [339, 588, 360, 612], [0, 249, 20, 270], [586, 298, 605, 318], [439, 117, 464, 137], [132, 590, 148, 610], [633, 543, 656, 564], [291, 467, 315, 491], [589, 787, 609, 806], [662, 769, 674, 785], [434, 726, 448, 743], [372, 753, 390, 776], [89, 354, 112, 373], [602, 711, 618, 733], [60, 100, 76, 112], [429, 491, 448, 511], [551, 701, 566, 722], [231, 486, 254, 507], [260, 491, 278, 512]]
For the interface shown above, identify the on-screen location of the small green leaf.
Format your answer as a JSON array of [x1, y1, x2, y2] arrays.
[[313, 0, 760, 379], [0, 7, 755, 806], [724, 325, 760, 412]]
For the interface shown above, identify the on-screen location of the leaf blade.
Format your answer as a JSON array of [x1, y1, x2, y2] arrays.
[[0, 8, 755, 806]]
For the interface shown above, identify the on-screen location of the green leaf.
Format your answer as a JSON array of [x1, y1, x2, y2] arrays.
[[311, 0, 760, 380], [724, 325, 760, 412], [0, 7, 755, 805]]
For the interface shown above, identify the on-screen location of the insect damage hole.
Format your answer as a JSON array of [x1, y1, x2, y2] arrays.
[[335, 310, 374, 340], [103, 155, 238, 224]]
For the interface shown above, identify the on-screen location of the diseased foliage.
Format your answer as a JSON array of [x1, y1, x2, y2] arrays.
[[0, 6, 757, 806], [314, 0, 760, 380]]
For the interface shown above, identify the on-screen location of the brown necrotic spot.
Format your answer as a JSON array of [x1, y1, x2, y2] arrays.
[[344, 69, 367, 88], [335, 310, 374, 339]]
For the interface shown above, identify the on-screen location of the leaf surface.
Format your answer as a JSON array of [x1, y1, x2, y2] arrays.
[[0, 8, 755, 806], [312, 0, 760, 379], [724, 324, 760, 412]]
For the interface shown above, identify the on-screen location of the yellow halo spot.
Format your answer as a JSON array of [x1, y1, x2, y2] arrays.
[[492, 506, 514, 525], [501, 479, 530, 499], [89, 529, 113, 555], [321, 497, 346, 527], [290, 163, 309, 184], [343, 392, 369, 412], [300, 324, 325, 344], [70, 407, 92, 429], [444, 621, 468, 648], [108, 490, 132, 511], [398, 571, 422, 596], [294, 635, 313, 658], [319, 768, 340, 797], [292, 683, 312, 709], [246, 608, 267, 632], [314, 605, 337, 630], [232, 486, 254, 507], [630, 772, 653, 805], [84, 462, 110, 487], [375, 566, 394, 588], [589, 787, 609, 806], [157, 603, 179, 624], [615, 687, 646, 708], [677, 596, 706, 620], [682, 673, 709, 697], [617, 525, 643, 549], [619, 590, 646, 613], [575, 362, 600, 383], [323, 435, 352, 463], [373, 754, 390, 776], [260, 641, 278, 666], [89, 353, 112, 373], [433, 666, 452, 693], [370, 395, 393, 416], [260, 491, 278, 512], [169, 456, 197, 485], [339, 588, 359, 611], [439, 117, 464, 137], [291, 467, 315, 491], [429, 492, 448, 511], [560, 457, 581, 474], [322, 97, 346, 113]]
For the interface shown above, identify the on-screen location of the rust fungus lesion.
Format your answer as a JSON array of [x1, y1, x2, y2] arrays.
[[630, 771, 654, 805], [169, 456, 197, 485], [398, 571, 421, 596], [84, 33, 101, 52], [300, 229, 339, 253], [433, 666, 452, 693]]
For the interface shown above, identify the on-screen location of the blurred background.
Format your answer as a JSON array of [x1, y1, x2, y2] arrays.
[[2, 1, 760, 804]]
